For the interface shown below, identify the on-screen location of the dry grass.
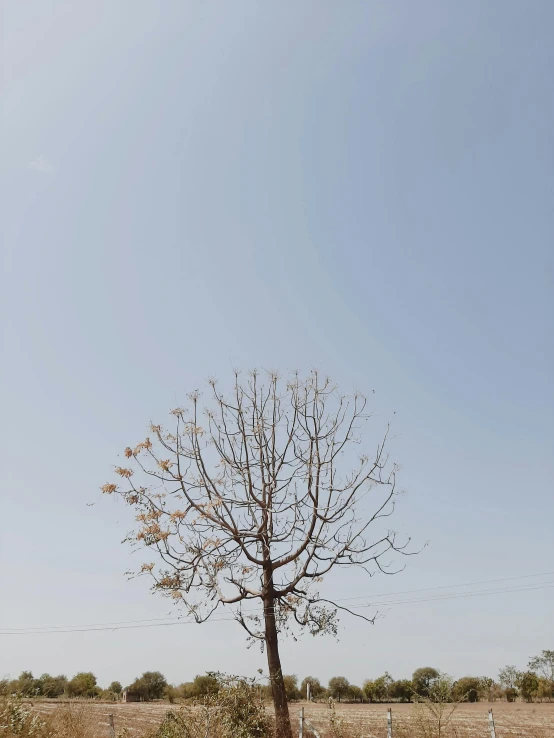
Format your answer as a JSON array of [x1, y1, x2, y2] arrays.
[[301, 701, 554, 738], [44, 702, 100, 738], [1, 698, 98, 738], [11, 698, 554, 738]]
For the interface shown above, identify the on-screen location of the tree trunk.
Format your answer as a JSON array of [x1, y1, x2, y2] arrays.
[[263, 591, 292, 738]]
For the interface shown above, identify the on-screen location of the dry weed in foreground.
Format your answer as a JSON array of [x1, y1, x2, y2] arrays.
[[4, 697, 553, 738], [0, 698, 49, 737], [410, 698, 460, 738], [0, 698, 98, 738], [44, 702, 98, 738], [143, 677, 273, 738], [313, 702, 461, 738], [142, 705, 225, 738]]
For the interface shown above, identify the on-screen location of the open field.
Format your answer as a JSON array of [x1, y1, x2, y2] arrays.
[[302, 702, 554, 737], [31, 700, 554, 738]]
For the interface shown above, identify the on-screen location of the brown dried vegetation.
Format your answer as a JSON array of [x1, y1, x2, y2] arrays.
[[6, 698, 554, 738]]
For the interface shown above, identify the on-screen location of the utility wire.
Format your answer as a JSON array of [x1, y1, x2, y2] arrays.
[[1, 580, 553, 635], [0, 616, 187, 633], [320, 569, 554, 604], [345, 580, 554, 608], [2, 569, 552, 633]]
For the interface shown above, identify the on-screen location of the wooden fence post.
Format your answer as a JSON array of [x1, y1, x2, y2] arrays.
[[488, 709, 497, 738], [387, 707, 393, 738], [299, 706, 304, 738], [108, 713, 115, 738]]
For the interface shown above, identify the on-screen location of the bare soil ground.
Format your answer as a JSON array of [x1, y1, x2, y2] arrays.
[[32, 700, 554, 738], [303, 701, 554, 737]]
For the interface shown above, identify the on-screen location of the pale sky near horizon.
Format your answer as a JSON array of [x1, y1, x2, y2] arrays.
[[1, 1, 553, 689]]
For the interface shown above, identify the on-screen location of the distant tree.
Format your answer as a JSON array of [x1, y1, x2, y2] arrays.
[[452, 677, 481, 702], [127, 677, 146, 700], [14, 672, 39, 697], [412, 668, 440, 698], [300, 677, 324, 701], [145, 671, 167, 701], [177, 682, 194, 700], [164, 684, 177, 703], [477, 677, 495, 702], [427, 674, 454, 704], [371, 673, 393, 702], [348, 685, 363, 703], [498, 665, 520, 691], [282, 676, 300, 702], [328, 677, 350, 702], [362, 680, 375, 702], [67, 672, 98, 698], [389, 679, 413, 702], [517, 671, 539, 703], [5, 680, 18, 695], [188, 674, 220, 698], [109, 681, 122, 695], [38, 674, 67, 698], [102, 371, 414, 738], [537, 678, 554, 701], [528, 651, 554, 682], [491, 682, 505, 702], [0, 679, 10, 696], [127, 671, 167, 702]]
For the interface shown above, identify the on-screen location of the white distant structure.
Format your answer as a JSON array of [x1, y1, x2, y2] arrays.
[[122, 690, 140, 703]]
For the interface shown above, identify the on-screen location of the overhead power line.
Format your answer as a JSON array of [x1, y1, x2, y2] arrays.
[[324, 569, 554, 604], [347, 580, 554, 609], [0, 615, 186, 633], [1, 577, 553, 636], [3, 569, 553, 633]]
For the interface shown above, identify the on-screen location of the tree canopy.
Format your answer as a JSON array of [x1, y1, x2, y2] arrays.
[[328, 676, 350, 702], [67, 672, 98, 698], [452, 677, 481, 702], [300, 676, 325, 700], [528, 650, 554, 682], [102, 370, 412, 738], [412, 667, 440, 697], [127, 672, 167, 702]]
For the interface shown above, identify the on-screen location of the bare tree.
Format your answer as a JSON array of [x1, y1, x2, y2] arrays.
[[528, 650, 554, 682], [102, 370, 413, 738]]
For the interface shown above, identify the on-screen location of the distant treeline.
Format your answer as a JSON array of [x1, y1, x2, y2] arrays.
[[2, 649, 552, 704]]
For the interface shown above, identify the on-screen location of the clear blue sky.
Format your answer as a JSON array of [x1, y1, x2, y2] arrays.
[[1, 1, 553, 689]]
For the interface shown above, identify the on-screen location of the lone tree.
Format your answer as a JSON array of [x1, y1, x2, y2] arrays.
[[412, 667, 440, 697], [102, 370, 413, 738], [498, 665, 520, 691], [528, 650, 554, 682], [328, 676, 350, 702], [127, 671, 167, 702]]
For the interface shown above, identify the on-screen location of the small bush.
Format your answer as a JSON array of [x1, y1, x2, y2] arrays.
[[0, 698, 100, 738], [0, 697, 50, 737], [145, 674, 272, 738]]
